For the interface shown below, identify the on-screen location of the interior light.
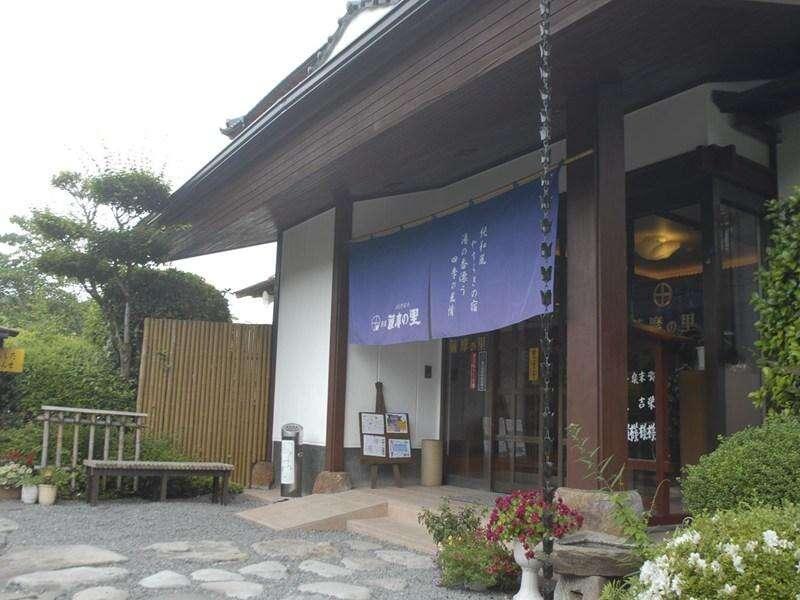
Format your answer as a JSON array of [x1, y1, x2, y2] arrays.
[[636, 235, 681, 261]]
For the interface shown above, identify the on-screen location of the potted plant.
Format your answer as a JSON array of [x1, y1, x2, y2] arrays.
[[486, 490, 583, 600], [37, 466, 67, 506], [0, 462, 32, 501], [20, 472, 40, 504]]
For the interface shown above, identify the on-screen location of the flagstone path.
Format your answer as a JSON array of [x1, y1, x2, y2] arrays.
[[0, 496, 510, 599]]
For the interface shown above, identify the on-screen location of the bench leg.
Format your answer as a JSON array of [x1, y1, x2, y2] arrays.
[[370, 464, 378, 489], [212, 476, 219, 503], [221, 473, 230, 506], [90, 470, 100, 506], [160, 475, 168, 501], [392, 464, 403, 488]]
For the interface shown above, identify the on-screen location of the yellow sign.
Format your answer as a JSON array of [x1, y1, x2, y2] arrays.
[[0, 348, 25, 373], [528, 347, 539, 382]]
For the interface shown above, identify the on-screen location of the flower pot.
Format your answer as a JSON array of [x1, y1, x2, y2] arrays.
[[0, 486, 21, 501], [38, 484, 57, 506], [21, 484, 38, 504], [513, 540, 544, 600]]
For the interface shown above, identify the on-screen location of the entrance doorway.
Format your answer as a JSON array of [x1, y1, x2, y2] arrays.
[[443, 317, 565, 492]]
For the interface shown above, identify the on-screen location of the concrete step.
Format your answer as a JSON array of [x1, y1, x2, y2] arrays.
[[237, 490, 387, 531], [386, 500, 425, 526], [347, 516, 436, 555]]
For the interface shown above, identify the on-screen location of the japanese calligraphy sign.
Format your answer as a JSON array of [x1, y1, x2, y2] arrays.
[[348, 169, 560, 345], [429, 170, 559, 339], [0, 348, 25, 373], [348, 225, 431, 345]]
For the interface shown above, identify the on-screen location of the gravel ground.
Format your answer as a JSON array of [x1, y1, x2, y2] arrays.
[[0, 494, 511, 600]]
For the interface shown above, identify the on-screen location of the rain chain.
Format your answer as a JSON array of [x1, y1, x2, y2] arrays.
[[537, 0, 557, 598]]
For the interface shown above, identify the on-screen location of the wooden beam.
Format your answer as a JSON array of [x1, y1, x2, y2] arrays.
[[265, 233, 283, 463], [325, 192, 353, 472], [565, 82, 628, 488]]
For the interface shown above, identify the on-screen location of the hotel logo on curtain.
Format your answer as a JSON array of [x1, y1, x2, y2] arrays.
[[348, 169, 559, 345]]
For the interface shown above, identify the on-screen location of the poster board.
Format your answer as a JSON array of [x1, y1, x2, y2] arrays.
[[359, 411, 412, 464]]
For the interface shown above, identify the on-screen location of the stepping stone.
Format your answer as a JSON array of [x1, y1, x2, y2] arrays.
[[238, 561, 288, 580], [0, 518, 18, 533], [153, 595, 210, 600], [0, 592, 59, 600], [374, 550, 432, 569], [145, 541, 247, 562], [297, 582, 371, 600], [190, 568, 244, 582], [10, 566, 129, 590], [365, 577, 407, 591], [0, 545, 128, 580], [340, 557, 386, 572], [251, 539, 339, 560], [298, 560, 352, 578], [73, 586, 129, 600], [139, 570, 190, 589], [200, 581, 264, 599], [342, 540, 381, 552]]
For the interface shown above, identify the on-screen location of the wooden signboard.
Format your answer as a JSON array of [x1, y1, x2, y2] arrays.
[[359, 411, 412, 487], [0, 348, 25, 373]]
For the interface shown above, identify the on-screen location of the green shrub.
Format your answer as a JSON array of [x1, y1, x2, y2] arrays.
[[136, 436, 213, 498], [752, 188, 800, 412], [681, 414, 800, 513], [417, 498, 484, 546], [2, 330, 134, 422], [438, 531, 519, 591], [622, 504, 800, 599], [0, 422, 44, 459]]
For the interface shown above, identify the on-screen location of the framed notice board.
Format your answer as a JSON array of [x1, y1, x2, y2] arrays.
[[359, 412, 412, 464]]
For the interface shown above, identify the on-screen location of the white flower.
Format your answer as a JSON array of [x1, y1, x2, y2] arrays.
[[668, 530, 701, 549], [687, 552, 707, 571], [721, 583, 737, 596], [763, 530, 780, 548], [731, 554, 744, 574], [710, 560, 721, 573], [745, 540, 758, 552], [670, 575, 683, 596]]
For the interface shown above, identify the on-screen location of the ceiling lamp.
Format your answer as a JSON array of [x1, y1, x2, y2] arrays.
[[636, 235, 681, 261]]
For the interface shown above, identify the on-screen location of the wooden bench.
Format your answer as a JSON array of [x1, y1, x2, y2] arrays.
[[84, 460, 234, 506]]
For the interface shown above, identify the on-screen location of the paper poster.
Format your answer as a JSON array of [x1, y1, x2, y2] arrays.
[[388, 438, 411, 459], [361, 413, 385, 435], [385, 413, 409, 434], [362, 434, 386, 458]]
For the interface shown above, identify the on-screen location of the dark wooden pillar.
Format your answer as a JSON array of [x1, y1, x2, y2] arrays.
[[265, 232, 283, 463], [325, 193, 353, 472], [565, 83, 628, 488]]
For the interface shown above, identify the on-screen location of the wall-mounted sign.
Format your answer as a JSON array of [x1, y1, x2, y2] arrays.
[[469, 352, 478, 390], [477, 350, 488, 392], [0, 348, 25, 373], [528, 347, 540, 382]]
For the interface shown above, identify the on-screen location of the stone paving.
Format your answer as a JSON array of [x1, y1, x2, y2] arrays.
[[0, 497, 509, 599]]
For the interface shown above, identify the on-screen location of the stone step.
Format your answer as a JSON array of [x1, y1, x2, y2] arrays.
[[386, 500, 425, 526], [346, 517, 436, 555], [237, 490, 387, 531]]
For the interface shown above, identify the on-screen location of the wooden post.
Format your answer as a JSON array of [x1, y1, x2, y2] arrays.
[[40, 411, 50, 468], [133, 416, 142, 492], [55, 411, 64, 467], [565, 83, 628, 487], [116, 421, 125, 490], [71, 421, 79, 491], [88, 417, 96, 462], [325, 192, 353, 473], [102, 415, 111, 490]]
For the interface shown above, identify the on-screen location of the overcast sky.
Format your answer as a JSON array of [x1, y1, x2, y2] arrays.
[[0, 0, 359, 323]]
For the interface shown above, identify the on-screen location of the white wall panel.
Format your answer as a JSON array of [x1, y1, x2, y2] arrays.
[[272, 209, 335, 447]]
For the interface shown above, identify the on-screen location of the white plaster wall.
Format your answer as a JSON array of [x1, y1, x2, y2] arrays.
[[778, 111, 800, 199], [625, 82, 769, 172], [272, 209, 335, 447]]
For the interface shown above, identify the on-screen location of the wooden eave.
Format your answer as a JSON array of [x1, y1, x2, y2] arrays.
[[162, 0, 800, 259]]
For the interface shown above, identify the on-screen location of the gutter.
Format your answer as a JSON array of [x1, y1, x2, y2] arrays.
[[159, 0, 434, 223]]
